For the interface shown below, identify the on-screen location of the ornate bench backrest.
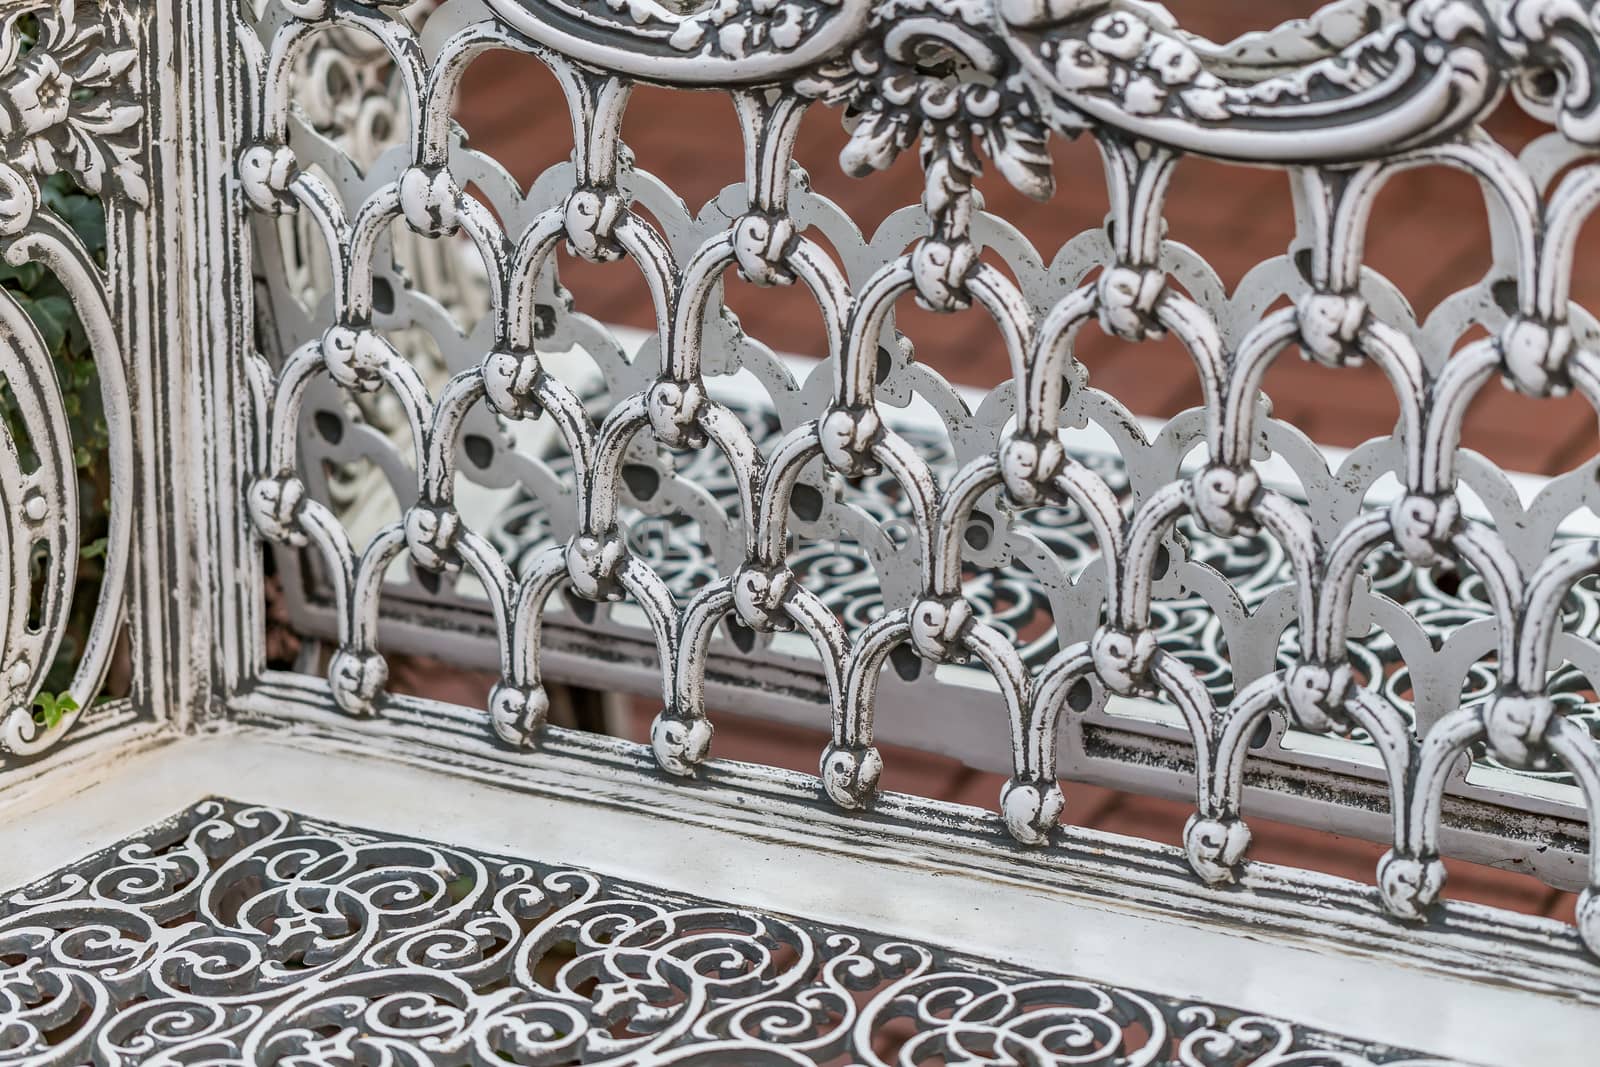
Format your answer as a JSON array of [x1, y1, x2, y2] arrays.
[[5, 0, 1600, 968]]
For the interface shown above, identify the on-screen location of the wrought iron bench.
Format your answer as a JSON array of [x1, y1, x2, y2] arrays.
[[3, 0, 1600, 1061]]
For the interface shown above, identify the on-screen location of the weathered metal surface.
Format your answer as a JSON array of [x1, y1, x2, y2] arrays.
[[9, 726, 1600, 1064], [1, 0, 1599, 1054], [0, 0, 140, 762], [233, 0, 1600, 961], [0, 797, 1457, 1065]]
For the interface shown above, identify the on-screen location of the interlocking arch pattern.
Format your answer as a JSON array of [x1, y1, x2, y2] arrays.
[[234, 0, 1600, 961]]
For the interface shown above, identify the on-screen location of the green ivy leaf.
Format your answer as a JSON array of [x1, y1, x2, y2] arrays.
[[70, 201, 106, 259], [32, 691, 78, 729], [13, 293, 72, 356], [0, 259, 44, 289], [42, 176, 109, 257], [447, 873, 477, 903]]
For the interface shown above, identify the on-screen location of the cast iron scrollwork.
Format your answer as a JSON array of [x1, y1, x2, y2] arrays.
[[0, 800, 1455, 1065], [240, 0, 1600, 975], [0, 0, 139, 761]]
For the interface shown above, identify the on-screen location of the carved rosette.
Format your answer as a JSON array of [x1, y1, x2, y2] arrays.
[[0, 0, 146, 204], [793, 0, 1056, 200]]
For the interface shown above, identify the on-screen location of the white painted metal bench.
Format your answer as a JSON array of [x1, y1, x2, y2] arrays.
[[3, 0, 1600, 1062]]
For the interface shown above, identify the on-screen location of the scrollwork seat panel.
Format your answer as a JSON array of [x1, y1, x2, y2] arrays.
[[0, 797, 1496, 1065]]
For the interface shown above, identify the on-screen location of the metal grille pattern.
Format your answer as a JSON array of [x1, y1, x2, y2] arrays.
[[239, 0, 1600, 958], [473, 398, 1600, 771], [0, 798, 1452, 1065]]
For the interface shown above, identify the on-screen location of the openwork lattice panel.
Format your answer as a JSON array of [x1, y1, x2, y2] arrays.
[[0, 798, 1454, 1065], [0, 0, 143, 765], [238, 0, 1600, 963]]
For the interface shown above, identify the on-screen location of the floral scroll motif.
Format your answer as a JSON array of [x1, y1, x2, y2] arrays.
[[795, 0, 1057, 201], [477, 0, 1600, 170], [0, 0, 146, 206], [1001, 0, 1600, 161], [595, 0, 837, 61], [0, 800, 1452, 1064], [482, 0, 872, 82]]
